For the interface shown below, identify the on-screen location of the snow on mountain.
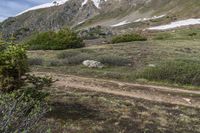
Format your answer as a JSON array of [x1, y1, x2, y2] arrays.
[[148, 18, 200, 30], [16, 0, 69, 16], [82, 0, 108, 8], [111, 20, 130, 27], [134, 15, 166, 22], [17, 0, 108, 16], [110, 15, 166, 27]]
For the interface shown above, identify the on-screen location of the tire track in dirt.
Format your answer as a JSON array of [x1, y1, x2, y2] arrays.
[[34, 72, 200, 108]]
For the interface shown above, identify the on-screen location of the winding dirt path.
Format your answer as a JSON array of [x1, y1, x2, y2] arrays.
[[34, 72, 200, 108]]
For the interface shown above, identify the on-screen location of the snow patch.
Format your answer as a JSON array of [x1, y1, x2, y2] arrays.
[[81, 0, 107, 8], [148, 18, 200, 30], [111, 20, 130, 27], [110, 15, 165, 27], [82, 0, 88, 7], [77, 20, 86, 25], [17, 0, 69, 16], [134, 15, 165, 22]]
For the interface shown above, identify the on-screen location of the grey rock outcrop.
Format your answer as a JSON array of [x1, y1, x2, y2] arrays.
[[0, 0, 199, 40]]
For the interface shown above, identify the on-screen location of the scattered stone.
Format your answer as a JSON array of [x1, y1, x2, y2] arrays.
[[83, 60, 104, 68], [183, 98, 191, 104], [148, 64, 156, 67]]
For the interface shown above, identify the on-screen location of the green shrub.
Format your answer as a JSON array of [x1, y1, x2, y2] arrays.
[[153, 33, 173, 40], [0, 74, 52, 132], [79, 26, 112, 40], [26, 28, 85, 50], [49, 52, 91, 66], [57, 50, 81, 59], [28, 58, 43, 66], [188, 32, 197, 37], [97, 55, 131, 66], [137, 60, 200, 86], [0, 89, 49, 133], [62, 53, 91, 65], [0, 40, 28, 92], [112, 33, 147, 44], [0, 35, 51, 132], [47, 60, 63, 67]]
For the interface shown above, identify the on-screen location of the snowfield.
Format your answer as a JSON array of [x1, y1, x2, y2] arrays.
[[134, 15, 166, 22], [82, 0, 108, 8], [17, 0, 69, 16], [111, 15, 166, 27], [111, 20, 130, 27], [17, 0, 108, 16], [148, 18, 200, 30]]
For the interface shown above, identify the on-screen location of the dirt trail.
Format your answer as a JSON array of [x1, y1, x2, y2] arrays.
[[34, 72, 200, 108]]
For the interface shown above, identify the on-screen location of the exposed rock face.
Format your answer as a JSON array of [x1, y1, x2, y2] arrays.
[[0, 0, 199, 39], [78, 26, 113, 39], [83, 60, 104, 68], [0, 0, 100, 39]]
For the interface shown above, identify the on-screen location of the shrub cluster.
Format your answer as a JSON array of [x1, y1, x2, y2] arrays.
[[26, 28, 85, 50], [79, 26, 113, 40], [0, 41, 28, 92], [112, 33, 147, 44], [153, 33, 173, 40], [62, 53, 91, 65], [137, 60, 200, 86], [28, 58, 43, 66], [0, 36, 51, 132], [57, 50, 81, 59], [97, 55, 131, 66], [48, 51, 91, 66]]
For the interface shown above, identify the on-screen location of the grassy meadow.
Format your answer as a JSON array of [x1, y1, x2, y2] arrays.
[[42, 88, 200, 133], [25, 27, 200, 132], [28, 28, 200, 89]]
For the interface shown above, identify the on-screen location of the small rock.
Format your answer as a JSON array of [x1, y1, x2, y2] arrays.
[[183, 98, 191, 104], [148, 64, 156, 67], [83, 60, 104, 68]]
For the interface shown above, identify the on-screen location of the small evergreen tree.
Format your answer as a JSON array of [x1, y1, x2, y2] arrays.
[[0, 34, 52, 132], [0, 35, 28, 92]]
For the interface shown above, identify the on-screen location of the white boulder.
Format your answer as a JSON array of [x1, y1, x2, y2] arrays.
[[148, 64, 156, 67], [83, 60, 104, 68]]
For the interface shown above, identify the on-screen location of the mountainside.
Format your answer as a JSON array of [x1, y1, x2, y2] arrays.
[[0, 0, 200, 39]]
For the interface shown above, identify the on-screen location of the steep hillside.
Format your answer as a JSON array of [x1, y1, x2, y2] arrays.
[[0, 0, 199, 39]]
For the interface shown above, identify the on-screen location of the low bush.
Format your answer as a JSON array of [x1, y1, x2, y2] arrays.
[[0, 41, 28, 92], [0, 36, 51, 132], [62, 53, 91, 65], [112, 33, 147, 44], [97, 55, 131, 66], [28, 58, 43, 66], [137, 60, 200, 86], [79, 26, 113, 40], [188, 32, 197, 37], [47, 60, 63, 67], [48, 53, 91, 66], [26, 28, 85, 50], [57, 50, 81, 59], [153, 33, 173, 40]]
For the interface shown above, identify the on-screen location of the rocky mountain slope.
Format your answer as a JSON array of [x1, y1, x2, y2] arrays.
[[0, 0, 200, 39]]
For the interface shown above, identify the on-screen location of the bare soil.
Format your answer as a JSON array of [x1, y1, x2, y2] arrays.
[[34, 72, 200, 108]]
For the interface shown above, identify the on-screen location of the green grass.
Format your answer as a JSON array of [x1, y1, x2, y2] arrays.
[[40, 89, 200, 133], [112, 33, 147, 44], [27, 33, 200, 132], [151, 28, 200, 40], [28, 58, 44, 66], [28, 39, 200, 89], [137, 60, 200, 86]]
